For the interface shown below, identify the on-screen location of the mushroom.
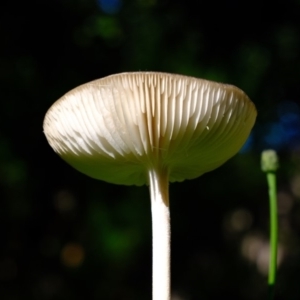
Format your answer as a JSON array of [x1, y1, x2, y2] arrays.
[[43, 72, 257, 300]]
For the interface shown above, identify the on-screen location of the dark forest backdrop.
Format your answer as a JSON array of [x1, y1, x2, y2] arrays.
[[1, 0, 300, 299]]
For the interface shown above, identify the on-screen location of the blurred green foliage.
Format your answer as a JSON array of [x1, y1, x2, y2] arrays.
[[1, 0, 300, 299]]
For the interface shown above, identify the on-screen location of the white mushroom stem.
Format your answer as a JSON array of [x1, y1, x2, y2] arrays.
[[148, 167, 170, 300]]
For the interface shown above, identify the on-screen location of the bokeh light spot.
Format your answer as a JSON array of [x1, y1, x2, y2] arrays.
[[262, 101, 300, 150], [263, 123, 285, 149], [97, 0, 122, 14], [54, 189, 77, 213], [241, 234, 285, 275], [61, 243, 85, 268], [291, 174, 300, 198]]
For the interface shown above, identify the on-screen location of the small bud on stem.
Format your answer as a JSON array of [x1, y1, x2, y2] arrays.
[[261, 150, 279, 173]]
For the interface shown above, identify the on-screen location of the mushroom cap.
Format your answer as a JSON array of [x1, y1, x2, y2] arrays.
[[43, 72, 257, 186]]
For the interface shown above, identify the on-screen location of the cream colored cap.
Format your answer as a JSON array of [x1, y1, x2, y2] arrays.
[[43, 72, 257, 185]]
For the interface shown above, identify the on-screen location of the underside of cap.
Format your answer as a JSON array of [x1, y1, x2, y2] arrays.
[[43, 72, 257, 186]]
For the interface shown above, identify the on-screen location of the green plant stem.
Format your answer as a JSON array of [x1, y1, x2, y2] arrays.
[[267, 171, 278, 299]]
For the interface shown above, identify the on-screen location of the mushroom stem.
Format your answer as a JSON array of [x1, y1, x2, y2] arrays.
[[148, 167, 170, 300]]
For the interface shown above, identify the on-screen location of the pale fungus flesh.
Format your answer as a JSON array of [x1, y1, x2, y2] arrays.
[[43, 72, 257, 300], [44, 72, 256, 185]]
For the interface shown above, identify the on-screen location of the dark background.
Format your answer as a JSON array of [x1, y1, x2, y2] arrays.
[[1, 0, 300, 299]]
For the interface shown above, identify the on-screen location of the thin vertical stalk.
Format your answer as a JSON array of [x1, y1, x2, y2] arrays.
[[261, 149, 279, 300], [148, 167, 170, 300], [267, 172, 277, 300]]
